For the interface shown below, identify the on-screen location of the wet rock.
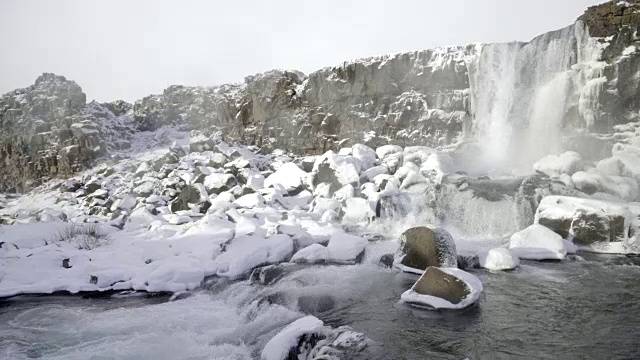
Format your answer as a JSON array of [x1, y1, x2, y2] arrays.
[[400, 267, 483, 310], [379, 253, 394, 268], [457, 254, 480, 270], [412, 267, 469, 305], [396, 227, 458, 273], [250, 265, 285, 285]]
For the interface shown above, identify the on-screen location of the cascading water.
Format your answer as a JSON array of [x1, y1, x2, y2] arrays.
[[467, 21, 606, 174]]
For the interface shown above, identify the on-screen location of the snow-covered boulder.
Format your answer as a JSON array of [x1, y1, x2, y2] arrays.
[[533, 151, 583, 177], [479, 248, 520, 271], [212, 234, 293, 279], [326, 232, 367, 264], [342, 197, 376, 224], [233, 192, 266, 208], [535, 196, 631, 245], [310, 151, 360, 198], [264, 162, 308, 194], [361, 165, 389, 182], [596, 147, 640, 183], [400, 267, 483, 310], [508, 224, 569, 260], [352, 144, 376, 172], [376, 145, 403, 174], [291, 243, 330, 264], [421, 152, 455, 179], [395, 227, 457, 274], [403, 146, 433, 166], [261, 316, 325, 360], [203, 173, 237, 194], [111, 194, 137, 212], [571, 170, 639, 201]]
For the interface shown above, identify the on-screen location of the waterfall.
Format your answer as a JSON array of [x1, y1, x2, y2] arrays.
[[467, 22, 606, 174]]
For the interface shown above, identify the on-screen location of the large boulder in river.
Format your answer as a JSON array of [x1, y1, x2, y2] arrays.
[[535, 196, 631, 245], [400, 267, 483, 310], [395, 227, 457, 273]]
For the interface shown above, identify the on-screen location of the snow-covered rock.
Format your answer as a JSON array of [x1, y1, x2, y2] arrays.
[[261, 316, 325, 360], [535, 196, 632, 246], [400, 267, 483, 310], [212, 234, 293, 279], [342, 197, 375, 224], [352, 144, 377, 172], [508, 224, 568, 260], [264, 162, 308, 193], [233, 192, 266, 208], [533, 151, 583, 177], [291, 243, 330, 264], [479, 248, 520, 271], [326, 231, 366, 264]]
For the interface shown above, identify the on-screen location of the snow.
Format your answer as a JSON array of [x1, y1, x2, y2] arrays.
[[326, 231, 366, 263], [264, 162, 307, 192], [342, 197, 375, 224], [533, 151, 583, 177], [399, 268, 483, 310], [508, 224, 568, 260], [261, 316, 325, 360], [352, 144, 377, 172], [212, 235, 293, 279], [291, 243, 330, 263], [234, 193, 266, 208], [479, 247, 519, 271]]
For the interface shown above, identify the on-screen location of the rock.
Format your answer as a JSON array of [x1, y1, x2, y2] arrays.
[[250, 264, 285, 285], [395, 227, 458, 273], [111, 194, 137, 212], [233, 192, 266, 208], [456, 254, 480, 270], [479, 248, 520, 271], [400, 267, 483, 310], [62, 258, 71, 269], [60, 179, 82, 193], [342, 197, 376, 224], [379, 253, 394, 268], [509, 224, 569, 260], [264, 162, 307, 195], [203, 173, 237, 194], [326, 232, 366, 264], [261, 316, 325, 360], [291, 244, 330, 264], [533, 151, 583, 177], [535, 196, 630, 245], [352, 144, 376, 172]]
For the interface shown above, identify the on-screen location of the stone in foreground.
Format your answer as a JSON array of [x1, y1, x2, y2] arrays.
[[480, 248, 520, 271], [400, 267, 483, 310], [509, 224, 569, 260], [395, 227, 457, 274]]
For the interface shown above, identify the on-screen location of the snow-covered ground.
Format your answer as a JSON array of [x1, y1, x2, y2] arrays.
[[4, 128, 640, 357]]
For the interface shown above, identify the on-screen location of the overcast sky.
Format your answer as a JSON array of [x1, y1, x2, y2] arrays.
[[1, 0, 602, 102]]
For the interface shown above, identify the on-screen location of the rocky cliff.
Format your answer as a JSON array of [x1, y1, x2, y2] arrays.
[[1, 0, 640, 192]]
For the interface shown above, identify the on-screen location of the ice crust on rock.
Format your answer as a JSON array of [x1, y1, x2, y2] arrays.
[[400, 267, 484, 310]]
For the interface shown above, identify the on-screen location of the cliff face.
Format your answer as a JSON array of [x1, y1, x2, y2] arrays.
[[1, 0, 640, 192], [0, 74, 133, 191]]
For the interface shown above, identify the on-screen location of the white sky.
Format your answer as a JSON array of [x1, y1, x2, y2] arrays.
[[1, 0, 603, 102]]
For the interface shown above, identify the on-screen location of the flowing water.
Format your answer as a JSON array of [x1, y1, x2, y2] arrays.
[[2, 247, 640, 360], [467, 22, 606, 174]]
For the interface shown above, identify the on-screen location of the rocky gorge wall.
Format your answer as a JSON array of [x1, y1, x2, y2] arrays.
[[1, 0, 640, 192]]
